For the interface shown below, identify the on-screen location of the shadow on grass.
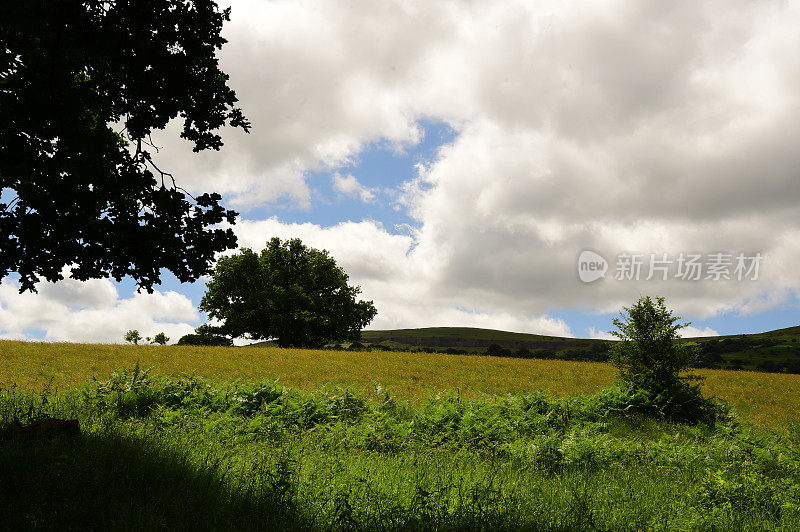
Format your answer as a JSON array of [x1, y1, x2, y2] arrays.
[[0, 430, 303, 531]]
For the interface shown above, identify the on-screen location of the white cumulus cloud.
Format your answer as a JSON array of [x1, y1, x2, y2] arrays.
[[8, 0, 800, 341], [196, 0, 800, 333], [679, 326, 720, 338], [0, 276, 197, 344], [331, 173, 377, 203], [587, 327, 616, 341]]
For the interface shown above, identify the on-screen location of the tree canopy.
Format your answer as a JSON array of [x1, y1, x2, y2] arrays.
[[0, 0, 249, 292], [200, 238, 378, 348], [608, 296, 719, 423], [610, 295, 698, 393], [177, 324, 233, 347]]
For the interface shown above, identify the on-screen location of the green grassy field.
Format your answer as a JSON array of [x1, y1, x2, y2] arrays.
[[2, 341, 800, 529], [2, 340, 799, 431]]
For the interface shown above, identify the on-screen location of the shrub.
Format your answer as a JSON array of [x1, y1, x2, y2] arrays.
[[177, 325, 233, 347], [485, 344, 511, 357], [532, 349, 556, 359], [593, 381, 724, 424], [609, 296, 717, 423], [786, 359, 800, 375], [177, 334, 233, 347], [86, 361, 158, 418]]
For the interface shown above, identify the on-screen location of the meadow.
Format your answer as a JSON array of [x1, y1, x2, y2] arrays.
[[2, 341, 799, 432], [2, 341, 800, 530]]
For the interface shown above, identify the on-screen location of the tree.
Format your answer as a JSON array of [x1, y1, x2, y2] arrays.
[[610, 296, 698, 394], [124, 329, 141, 345], [200, 237, 378, 348], [151, 332, 169, 345], [606, 296, 723, 423], [0, 1, 249, 293], [177, 324, 232, 346]]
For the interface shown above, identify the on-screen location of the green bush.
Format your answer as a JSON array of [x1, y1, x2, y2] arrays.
[[177, 333, 233, 347], [609, 296, 718, 423], [592, 382, 726, 424], [177, 325, 233, 346]]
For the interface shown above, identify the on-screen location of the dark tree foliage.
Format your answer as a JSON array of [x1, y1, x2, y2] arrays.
[[0, 1, 249, 292], [178, 326, 233, 347], [200, 237, 378, 348], [177, 324, 232, 347], [484, 344, 511, 357], [606, 296, 724, 424], [610, 296, 699, 393]]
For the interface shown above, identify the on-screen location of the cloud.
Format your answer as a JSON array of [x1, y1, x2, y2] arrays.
[[35, 274, 119, 309], [587, 327, 615, 341], [588, 324, 717, 340], [0, 277, 197, 344], [679, 326, 720, 338], [195, 0, 800, 328], [331, 173, 377, 203], [12, 1, 800, 341]]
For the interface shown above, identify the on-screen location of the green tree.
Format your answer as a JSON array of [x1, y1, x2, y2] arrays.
[[606, 296, 722, 422], [124, 329, 142, 345], [200, 238, 378, 348], [177, 324, 233, 347], [0, 1, 249, 293], [151, 332, 169, 345], [610, 295, 698, 393]]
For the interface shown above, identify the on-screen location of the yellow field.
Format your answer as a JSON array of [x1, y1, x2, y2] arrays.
[[2, 340, 799, 432]]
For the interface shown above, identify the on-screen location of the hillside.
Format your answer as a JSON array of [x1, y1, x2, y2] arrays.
[[362, 326, 606, 350], [359, 325, 800, 373]]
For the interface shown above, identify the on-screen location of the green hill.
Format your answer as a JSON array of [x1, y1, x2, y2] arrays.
[[244, 325, 800, 373], [362, 326, 606, 350], [359, 326, 611, 362], [359, 325, 800, 374]]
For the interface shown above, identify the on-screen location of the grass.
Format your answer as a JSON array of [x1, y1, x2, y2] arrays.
[[1, 366, 799, 530], [2, 341, 800, 528], [2, 340, 800, 432]]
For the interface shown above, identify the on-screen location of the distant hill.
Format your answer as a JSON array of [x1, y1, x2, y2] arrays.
[[243, 325, 800, 374], [361, 327, 607, 351], [359, 326, 800, 374], [358, 327, 612, 363], [682, 325, 800, 373]]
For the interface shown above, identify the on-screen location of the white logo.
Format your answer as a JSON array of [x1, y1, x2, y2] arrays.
[[578, 250, 608, 283]]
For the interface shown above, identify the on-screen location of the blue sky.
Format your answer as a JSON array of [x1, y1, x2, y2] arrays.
[[3, 1, 800, 344], [239, 120, 457, 229]]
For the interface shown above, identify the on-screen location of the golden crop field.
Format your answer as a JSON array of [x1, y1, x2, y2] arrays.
[[2, 340, 799, 432]]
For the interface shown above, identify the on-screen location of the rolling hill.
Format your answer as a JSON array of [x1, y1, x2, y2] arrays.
[[358, 325, 800, 373]]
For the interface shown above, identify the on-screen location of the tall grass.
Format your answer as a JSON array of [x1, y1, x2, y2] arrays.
[[2, 340, 799, 431], [1, 368, 799, 530]]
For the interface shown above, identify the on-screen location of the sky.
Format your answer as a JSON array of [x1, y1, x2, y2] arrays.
[[2, 0, 800, 344]]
